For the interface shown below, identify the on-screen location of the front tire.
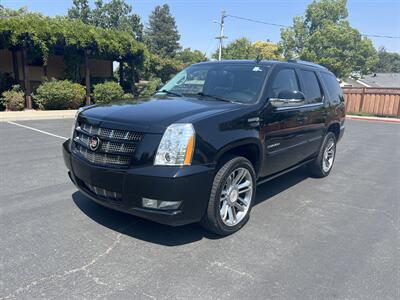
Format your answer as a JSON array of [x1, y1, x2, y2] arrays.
[[201, 156, 256, 235], [308, 132, 337, 178]]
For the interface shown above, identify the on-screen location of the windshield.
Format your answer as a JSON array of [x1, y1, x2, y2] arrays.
[[157, 63, 271, 103]]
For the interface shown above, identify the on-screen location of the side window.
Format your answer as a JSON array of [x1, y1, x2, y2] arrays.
[[321, 72, 343, 103], [299, 70, 323, 103], [270, 68, 300, 98]]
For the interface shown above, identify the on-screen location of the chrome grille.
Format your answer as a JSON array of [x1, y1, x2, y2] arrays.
[[81, 123, 142, 141], [76, 144, 131, 166], [73, 121, 143, 167], [77, 132, 136, 154]]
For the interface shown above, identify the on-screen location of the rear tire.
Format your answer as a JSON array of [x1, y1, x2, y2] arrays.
[[308, 132, 336, 178], [201, 156, 256, 235]]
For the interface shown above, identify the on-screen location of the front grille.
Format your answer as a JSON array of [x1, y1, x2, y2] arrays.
[[80, 179, 122, 202], [73, 121, 143, 168], [81, 123, 142, 141]]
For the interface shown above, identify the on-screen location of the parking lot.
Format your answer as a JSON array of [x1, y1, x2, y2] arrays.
[[0, 118, 399, 299]]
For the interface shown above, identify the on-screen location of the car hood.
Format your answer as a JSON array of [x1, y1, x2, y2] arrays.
[[79, 97, 241, 133]]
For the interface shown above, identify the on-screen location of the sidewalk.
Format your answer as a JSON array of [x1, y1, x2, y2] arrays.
[[0, 110, 77, 122], [346, 115, 400, 124]]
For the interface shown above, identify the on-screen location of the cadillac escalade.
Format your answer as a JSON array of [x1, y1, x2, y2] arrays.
[[63, 59, 345, 235]]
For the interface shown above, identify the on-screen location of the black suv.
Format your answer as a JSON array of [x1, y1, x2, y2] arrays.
[[63, 60, 345, 235]]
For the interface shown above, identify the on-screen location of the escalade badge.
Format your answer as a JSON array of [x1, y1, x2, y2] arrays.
[[89, 136, 101, 151]]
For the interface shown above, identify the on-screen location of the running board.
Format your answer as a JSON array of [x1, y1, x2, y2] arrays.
[[256, 158, 314, 186]]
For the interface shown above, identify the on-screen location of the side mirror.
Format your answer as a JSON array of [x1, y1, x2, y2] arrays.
[[270, 90, 305, 107]]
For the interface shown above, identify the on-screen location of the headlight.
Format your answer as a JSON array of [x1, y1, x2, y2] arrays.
[[69, 109, 81, 150], [154, 123, 195, 166]]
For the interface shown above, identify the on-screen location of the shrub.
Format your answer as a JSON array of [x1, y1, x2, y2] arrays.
[[34, 80, 85, 110], [122, 93, 134, 100], [93, 81, 124, 104], [138, 77, 162, 98], [1, 85, 25, 111], [0, 72, 17, 111]]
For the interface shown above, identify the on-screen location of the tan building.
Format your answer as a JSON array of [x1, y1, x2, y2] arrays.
[[0, 49, 113, 91]]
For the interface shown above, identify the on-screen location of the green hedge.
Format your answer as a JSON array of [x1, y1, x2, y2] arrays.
[[93, 81, 124, 104], [1, 85, 25, 111], [34, 80, 85, 110]]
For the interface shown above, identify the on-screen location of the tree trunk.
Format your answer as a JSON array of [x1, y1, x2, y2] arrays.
[[11, 49, 20, 84], [85, 50, 91, 105], [21, 48, 32, 110], [119, 61, 124, 87]]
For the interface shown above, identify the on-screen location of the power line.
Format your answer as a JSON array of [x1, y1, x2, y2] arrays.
[[226, 13, 400, 39], [227, 14, 290, 28]]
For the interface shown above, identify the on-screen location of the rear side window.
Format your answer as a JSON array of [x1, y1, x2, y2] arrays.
[[299, 70, 323, 103], [321, 72, 343, 103], [270, 69, 299, 98]]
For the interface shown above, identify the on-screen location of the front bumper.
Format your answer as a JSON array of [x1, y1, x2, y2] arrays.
[[63, 140, 214, 226]]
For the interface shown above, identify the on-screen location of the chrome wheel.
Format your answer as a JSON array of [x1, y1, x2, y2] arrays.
[[322, 138, 335, 173], [219, 167, 253, 226]]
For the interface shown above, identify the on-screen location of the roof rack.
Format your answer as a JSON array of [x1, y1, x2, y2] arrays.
[[287, 59, 327, 70]]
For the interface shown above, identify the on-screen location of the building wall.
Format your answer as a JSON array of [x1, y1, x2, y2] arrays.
[[0, 49, 113, 83]]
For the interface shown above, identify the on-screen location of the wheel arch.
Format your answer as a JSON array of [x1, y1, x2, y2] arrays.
[[215, 139, 263, 178], [326, 121, 340, 141]]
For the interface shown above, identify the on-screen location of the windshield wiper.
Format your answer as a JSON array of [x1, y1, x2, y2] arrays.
[[197, 92, 232, 103], [157, 89, 183, 97]]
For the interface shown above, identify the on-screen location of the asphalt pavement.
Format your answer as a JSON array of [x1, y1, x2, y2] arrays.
[[0, 119, 399, 299]]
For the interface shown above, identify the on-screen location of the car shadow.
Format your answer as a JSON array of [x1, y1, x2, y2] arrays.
[[72, 167, 308, 246]]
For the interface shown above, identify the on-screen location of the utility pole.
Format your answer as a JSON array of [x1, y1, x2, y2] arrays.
[[214, 11, 227, 61]]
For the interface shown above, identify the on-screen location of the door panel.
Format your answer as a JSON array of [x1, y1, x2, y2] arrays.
[[259, 66, 307, 177]]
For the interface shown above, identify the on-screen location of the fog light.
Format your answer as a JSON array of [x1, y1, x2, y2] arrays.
[[142, 198, 181, 210]]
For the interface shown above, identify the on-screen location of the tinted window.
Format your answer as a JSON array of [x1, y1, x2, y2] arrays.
[[300, 70, 322, 103], [158, 64, 270, 103], [270, 69, 299, 98], [321, 72, 343, 103]]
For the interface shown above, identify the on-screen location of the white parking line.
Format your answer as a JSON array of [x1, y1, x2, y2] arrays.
[[7, 121, 68, 140]]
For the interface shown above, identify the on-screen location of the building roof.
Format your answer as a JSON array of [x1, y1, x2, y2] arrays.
[[341, 73, 400, 88], [359, 73, 400, 87]]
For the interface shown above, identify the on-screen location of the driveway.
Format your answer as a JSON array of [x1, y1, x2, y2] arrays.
[[0, 119, 399, 299]]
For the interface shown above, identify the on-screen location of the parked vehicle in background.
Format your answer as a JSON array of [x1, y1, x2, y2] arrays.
[[63, 59, 345, 235]]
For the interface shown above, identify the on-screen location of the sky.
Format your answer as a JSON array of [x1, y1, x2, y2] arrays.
[[1, 0, 399, 56]]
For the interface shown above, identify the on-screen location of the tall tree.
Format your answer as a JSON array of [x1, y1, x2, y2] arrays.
[[145, 4, 181, 57], [67, 0, 143, 40], [91, 0, 143, 40], [67, 0, 91, 24], [279, 0, 378, 78], [373, 47, 400, 73]]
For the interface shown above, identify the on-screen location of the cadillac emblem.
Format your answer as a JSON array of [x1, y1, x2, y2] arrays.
[[89, 136, 100, 151]]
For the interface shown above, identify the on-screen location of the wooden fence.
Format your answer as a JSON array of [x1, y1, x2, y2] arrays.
[[343, 87, 400, 117]]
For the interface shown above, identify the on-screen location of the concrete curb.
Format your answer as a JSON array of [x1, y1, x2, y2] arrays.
[[346, 115, 400, 124], [0, 110, 77, 122]]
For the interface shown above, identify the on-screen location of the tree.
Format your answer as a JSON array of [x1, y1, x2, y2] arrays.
[[213, 38, 256, 60], [373, 47, 400, 73], [212, 38, 281, 60], [253, 41, 282, 60], [279, 0, 378, 78], [175, 48, 207, 66], [67, 0, 143, 40], [67, 0, 91, 24], [0, 6, 29, 18], [145, 4, 181, 57], [91, 0, 143, 40]]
